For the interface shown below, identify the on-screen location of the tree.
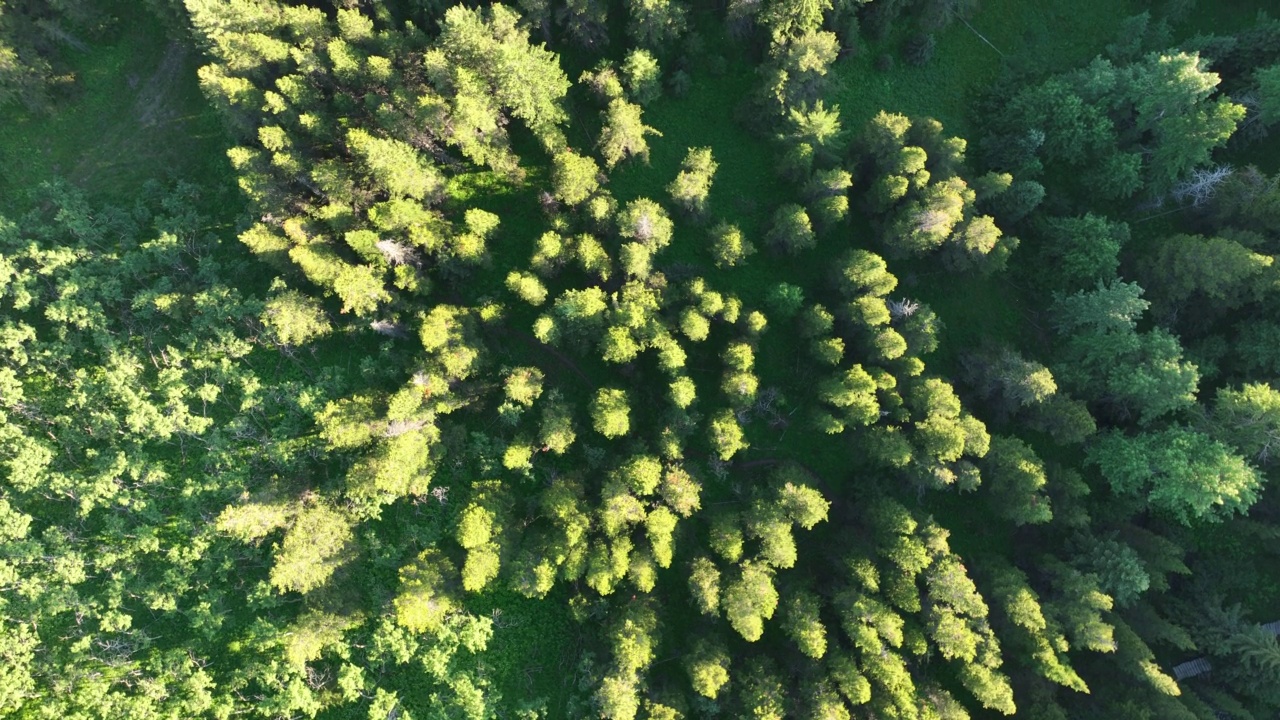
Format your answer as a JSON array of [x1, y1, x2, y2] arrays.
[[835, 249, 898, 298], [782, 100, 846, 162], [462, 544, 502, 592], [897, 303, 941, 356], [578, 233, 616, 280], [609, 602, 659, 676], [669, 376, 697, 409], [943, 213, 1018, 274], [776, 476, 830, 528], [592, 388, 632, 438], [1082, 538, 1150, 608], [806, 167, 853, 227], [961, 347, 1057, 414], [545, 286, 608, 345], [347, 128, 443, 201], [988, 563, 1088, 692], [685, 637, 731, 698], [457, 505, 496, 550], [434, 4, 572, 151], [1209, 383, 1280, 464], [782, 590, 828, 658], [1137, 234, 1276, 314], [689, 556, 721, 615], [957, 661, 1016, 715], [332, 263, 392, 316], [262, 287, 332, 346], [904, 33, 937, 66], [581, 61, 626, 104], [1061, 326, 1198, 425], [624, 0, 687, 48], [982, 436, 1053, 526], [758, 0, 831, 42], [758, 31, 841, 113], [506, 270, 549, 305], [621, 48, 662, 106], [1049, 280, 1148, 334], [828, 654, 871, 706], [618, 243, 652, 279], [557, 0, 609, 48], [680, 308, 711, 341], [817, 364, 880, 432], [595, 674, 641, 720], [1051, 282, 1199, 424], [668, 147, 717, 216], [539, 391, 577, 453], [708, 408, 749, 460], [1256, 62, 1280, 128], [767, 283, 806, 319], [863, 110, 913, 164], [1087, 427, 1262, 524], [745, 502, 797, 568], [1121, 52, 1244, 194], [617, 197, 674, 250], [995, 51, 1243, 197], [1028, 395, 1097, 445], [709, 222, 755, 267], [985, 179, 1044, 225], [738, 659, 788, 720], [721, 355, 759, 395], [767, 203, 816, 254], [1033, 214, 1130, 291], [551, 150, 601, 205], [217, 501, 294, 543], [394, 549, 459, 633], [599, 100, 660, 169], [723, 562, 779, 641], [886, 177, 972, 258], [802, 681, 851, 720], [1223, 625, 1280, 692], [269, 504, 356, 594]]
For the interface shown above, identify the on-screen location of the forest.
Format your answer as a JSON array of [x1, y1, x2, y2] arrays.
[[2, 0, 1280, 718]]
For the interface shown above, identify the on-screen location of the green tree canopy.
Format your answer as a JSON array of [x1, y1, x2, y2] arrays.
[[1087, 427, 1263, 524]]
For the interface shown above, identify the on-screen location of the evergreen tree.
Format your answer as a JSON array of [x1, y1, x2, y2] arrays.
[[592, 388, 632, 438], [599, 98, 662, 168], [767, 203, 817, 254], [982, 436, 1053, 526], [668, 147, 718, 216], [1087, 427, 1263, 524]]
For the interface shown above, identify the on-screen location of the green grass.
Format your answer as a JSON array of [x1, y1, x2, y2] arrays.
[[828, 0, 1138, 138], [465, 587, 585, 715], [0, 0, 234, 213]]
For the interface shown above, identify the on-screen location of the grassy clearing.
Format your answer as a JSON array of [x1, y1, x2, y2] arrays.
[[465, 587, 585, 716], [0, 0, 233, 213], [828, 0, 1138, 139]]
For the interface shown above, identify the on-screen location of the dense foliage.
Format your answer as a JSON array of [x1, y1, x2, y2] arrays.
[[4, 0, 1280, 719]]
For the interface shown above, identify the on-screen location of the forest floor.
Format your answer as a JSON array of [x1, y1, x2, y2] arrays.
[[3, 0, 1278, 715]]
